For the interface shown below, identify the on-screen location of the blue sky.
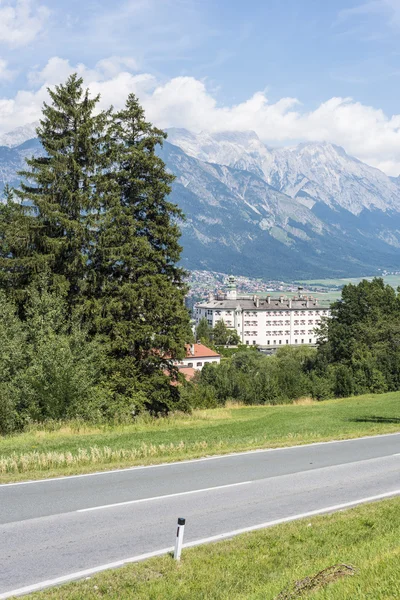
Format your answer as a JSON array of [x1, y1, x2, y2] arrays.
[[1, 0, 400, 173]]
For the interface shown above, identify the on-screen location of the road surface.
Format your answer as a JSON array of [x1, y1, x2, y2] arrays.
[[0, 433, 399, 598]]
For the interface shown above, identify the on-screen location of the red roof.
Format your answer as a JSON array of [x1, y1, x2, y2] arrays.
[[185, 343, 220, 358], [178, 367, 197, 382]]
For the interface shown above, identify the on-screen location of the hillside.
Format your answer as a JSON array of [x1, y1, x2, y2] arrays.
[[2, 126, 400, 278]]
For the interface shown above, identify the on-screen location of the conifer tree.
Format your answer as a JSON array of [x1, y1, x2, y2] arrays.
[[0, 184, 40, 303], [0, 75, 111, 311], [0, 78, 192, 413], [89, 94, 191, 408]]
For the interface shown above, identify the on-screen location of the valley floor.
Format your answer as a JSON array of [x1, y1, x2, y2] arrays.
[[1, 392, 400, 483]]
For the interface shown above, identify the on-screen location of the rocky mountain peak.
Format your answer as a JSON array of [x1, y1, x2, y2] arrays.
[[0, 122, 40, 148]]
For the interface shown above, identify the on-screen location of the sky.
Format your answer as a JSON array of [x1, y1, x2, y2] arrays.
[[1, 0, 400, 174]]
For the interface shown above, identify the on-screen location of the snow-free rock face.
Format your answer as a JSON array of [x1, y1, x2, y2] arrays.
[[2, 124, 400, 278]]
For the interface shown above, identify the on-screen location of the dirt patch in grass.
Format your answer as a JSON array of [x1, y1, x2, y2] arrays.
[[275, 563, 357, 599]]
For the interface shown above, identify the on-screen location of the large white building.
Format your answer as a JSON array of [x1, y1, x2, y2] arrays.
[[195, 277, 330, 348]]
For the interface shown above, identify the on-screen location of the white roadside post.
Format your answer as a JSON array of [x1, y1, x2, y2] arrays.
[[174, 517, 186, 561]]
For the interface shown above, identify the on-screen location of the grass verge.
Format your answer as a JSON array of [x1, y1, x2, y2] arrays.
[[26, 497, 400, 599], [1, 391, 400, 483]]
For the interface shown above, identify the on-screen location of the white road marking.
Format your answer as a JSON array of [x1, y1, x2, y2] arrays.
[[1, 487, 399, 599], [0, 547, 175, 599], [1, 431, 399, 488], [77, 480, 253, 512]]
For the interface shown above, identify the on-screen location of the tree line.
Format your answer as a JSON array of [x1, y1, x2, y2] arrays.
[[0, 75, 192, 433], [183, 278, 400, 408]]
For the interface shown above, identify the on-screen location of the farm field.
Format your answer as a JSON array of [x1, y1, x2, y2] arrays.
[[297, 274, 400, 289]]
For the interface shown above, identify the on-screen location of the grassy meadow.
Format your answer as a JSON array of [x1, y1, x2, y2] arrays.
[[298, 274, 400, 289], [1, 391, 399, 483], [28, 496, 400, 599]]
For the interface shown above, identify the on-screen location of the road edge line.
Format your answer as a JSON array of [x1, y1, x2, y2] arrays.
[[2, 431, 400, 488], [1, 488, 400, 599]]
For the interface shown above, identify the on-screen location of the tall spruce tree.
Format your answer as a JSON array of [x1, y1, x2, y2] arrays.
[[0, 75, 111, 311], [0, 78, 192, 413], [0, 184, 40, 303], [89, 94, 191, 410]]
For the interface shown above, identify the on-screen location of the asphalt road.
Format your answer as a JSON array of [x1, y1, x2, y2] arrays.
[[0, 433, 399, 598]]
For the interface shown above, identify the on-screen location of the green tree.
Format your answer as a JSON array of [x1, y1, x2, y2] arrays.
[[0, 281, 107, 433], [87, 93, 191, 411], [196, 317, 212, 344], [0, 184, 39, 305], [0, 78, 192, 415], [213, 320, 240, 345], [0, 75, 111, 314], [0, 291, 28, 433], [317, 278, 400, 395]]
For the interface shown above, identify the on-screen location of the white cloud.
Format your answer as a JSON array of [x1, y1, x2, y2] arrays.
[[2, 57, 400, 175], [0, 0, 50, 47], [0, 58, 15, 80], [338, 0, 400, 28]]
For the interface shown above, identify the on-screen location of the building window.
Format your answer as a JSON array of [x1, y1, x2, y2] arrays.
[[208, 320, 212, 326], [301, 339, 304, 344], [279, 340, 282, 345], [267, 340, 270, 345], [309, 339, 312, 344], [187, 362, 193, 367], [295, 339, 297, 344], [253, 340, 256, 345], [286, 340, 289, 344], [246, 340, 249, 345], [207, 309, 212, 315], [196, 362, 202, 367]]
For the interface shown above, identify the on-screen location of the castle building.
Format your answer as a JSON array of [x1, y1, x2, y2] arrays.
[[194, 276, 330, 348]]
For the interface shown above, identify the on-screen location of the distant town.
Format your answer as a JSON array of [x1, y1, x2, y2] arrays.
[[185, 270, 334, 312], [185, 269, 400, 314]]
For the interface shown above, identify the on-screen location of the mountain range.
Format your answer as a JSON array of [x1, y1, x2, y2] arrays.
[[1, 124, 400, 279]]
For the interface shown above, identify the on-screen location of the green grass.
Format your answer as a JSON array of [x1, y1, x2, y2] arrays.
[[27, 497, 400, 599], [298, 274, 400, 290], [1, 392, 400, 483]]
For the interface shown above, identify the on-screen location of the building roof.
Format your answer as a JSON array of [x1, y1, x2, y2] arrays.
[[195, 296, 323, 311], [178, 367, 197, 382], [185, 343, 220, 358]]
